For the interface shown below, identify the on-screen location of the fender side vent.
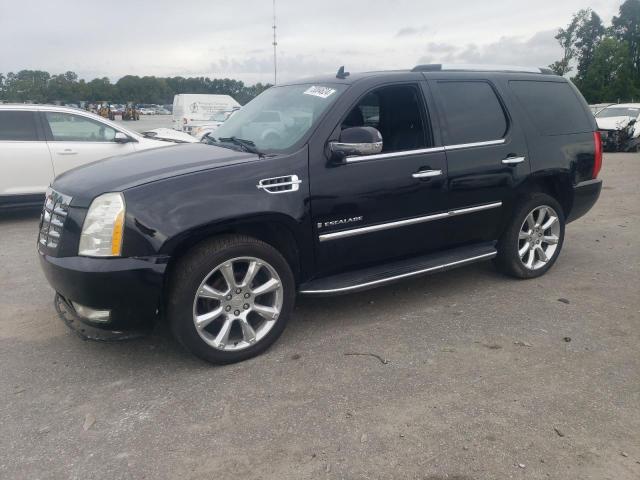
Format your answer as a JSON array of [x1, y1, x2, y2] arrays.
[[257, 175, 301, 194]]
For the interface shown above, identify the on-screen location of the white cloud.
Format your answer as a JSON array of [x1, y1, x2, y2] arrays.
[[0, 0, 626, 84]]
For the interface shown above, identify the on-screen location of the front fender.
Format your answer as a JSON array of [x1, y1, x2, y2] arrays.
[[120, 147, 312, 269]]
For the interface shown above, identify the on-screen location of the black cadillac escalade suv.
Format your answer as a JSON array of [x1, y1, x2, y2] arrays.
[[38, 65, 603, 364]]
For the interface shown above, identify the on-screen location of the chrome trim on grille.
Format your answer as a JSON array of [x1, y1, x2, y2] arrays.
[[318, 201, 502, 242], [299, 251, 497, 294], [38, 188, 71, 251]]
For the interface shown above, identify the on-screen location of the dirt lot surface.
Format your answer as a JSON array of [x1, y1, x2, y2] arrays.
[[1, 153, 638, 479]]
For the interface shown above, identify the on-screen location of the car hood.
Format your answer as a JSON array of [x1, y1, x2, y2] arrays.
[[53, 143, 259, 207], [596, 116, 633, 131]]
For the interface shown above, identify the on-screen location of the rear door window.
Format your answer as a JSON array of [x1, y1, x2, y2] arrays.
[[509, 80, 593, 136], [0, 111, 39, 141], [436, 81, 508, 145]]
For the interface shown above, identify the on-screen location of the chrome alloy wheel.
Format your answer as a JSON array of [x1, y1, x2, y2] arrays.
[[192, 256, 283, 351], [518, 205, 561, 270]]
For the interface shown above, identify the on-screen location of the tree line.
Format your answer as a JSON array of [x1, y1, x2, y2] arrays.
[[549, 0, 640, 103], [0, 71, 272, 105]]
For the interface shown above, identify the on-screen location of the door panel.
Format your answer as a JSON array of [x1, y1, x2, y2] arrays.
[[430, 79, 530, 246], [42, 111, 136, 175], [311, 150, 449, 276], [0, 110, 54, 197], [0, 141, 54, 196], [309, 81, 450, 277], [48, 142, 135, 174]]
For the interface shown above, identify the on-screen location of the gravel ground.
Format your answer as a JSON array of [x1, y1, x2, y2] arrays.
[[1, 153, 638, 480]]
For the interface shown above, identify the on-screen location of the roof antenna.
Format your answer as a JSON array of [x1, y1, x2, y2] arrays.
[[336, 66, 350, 79]]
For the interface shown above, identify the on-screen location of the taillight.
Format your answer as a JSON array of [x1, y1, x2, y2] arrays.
[[593, 131, 603, 179]]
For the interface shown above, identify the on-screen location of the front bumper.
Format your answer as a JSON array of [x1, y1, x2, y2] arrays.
[[567, 179, 602, 223], [39, 252, 169, 330]]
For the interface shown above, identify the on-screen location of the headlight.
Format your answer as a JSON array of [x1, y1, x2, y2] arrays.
[[78, 192, 125, 257]]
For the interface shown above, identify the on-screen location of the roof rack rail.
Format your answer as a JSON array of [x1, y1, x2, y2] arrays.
[[411, 64, 556, 74]]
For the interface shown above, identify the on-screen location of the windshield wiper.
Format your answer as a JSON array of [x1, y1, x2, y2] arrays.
[[217, 137, 263, 156]]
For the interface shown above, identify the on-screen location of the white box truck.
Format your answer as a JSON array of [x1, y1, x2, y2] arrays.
[[172, 94, 241, 133]]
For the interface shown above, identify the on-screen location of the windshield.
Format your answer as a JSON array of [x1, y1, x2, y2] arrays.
[[596, 107, 640, 118], [208, 83, 347, 152]]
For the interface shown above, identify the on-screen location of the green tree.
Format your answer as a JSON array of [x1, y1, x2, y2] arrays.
[[549, 14, 581, 75], [574, 10, 606, 80], [612, 0, 640, 77], [578, 38, 638, 103], [4, 70, 50, 102], [87, 77, 115, 102]]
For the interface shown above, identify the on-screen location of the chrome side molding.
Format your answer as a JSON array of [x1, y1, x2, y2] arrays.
[[318, 201, 502, 242], [344, 138, 506, 163]]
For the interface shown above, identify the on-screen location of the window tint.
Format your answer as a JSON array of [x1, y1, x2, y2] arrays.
[[0, 111, 39, 141], [437, 81, 507, 144], [510, 80, 593, 136], [341, 85, 428, 152], [45, 112, 117, 142]]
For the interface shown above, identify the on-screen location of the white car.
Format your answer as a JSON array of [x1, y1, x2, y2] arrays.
[[191, 110, 237, 140], [0, 104, 172, 209], [595, 103, 640, 151]]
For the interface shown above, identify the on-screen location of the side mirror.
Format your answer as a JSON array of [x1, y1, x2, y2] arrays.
[[114, 132, 132, 143], [329, 126, 383, 163]]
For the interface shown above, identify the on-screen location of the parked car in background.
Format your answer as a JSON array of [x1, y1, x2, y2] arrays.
[[0, 104, 172, 210], [595, 103, 640, 151], [141, 128, 199, 143], [191, 110, 238, 140], [172, 94, 241, 133], [38, 65, 602, 364], [589, 103, 613, 115]]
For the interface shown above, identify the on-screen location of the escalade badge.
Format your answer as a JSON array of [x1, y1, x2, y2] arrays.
[[317, 216, 363, 229]]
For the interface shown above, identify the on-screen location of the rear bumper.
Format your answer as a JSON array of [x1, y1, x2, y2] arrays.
[[567, 179, 602, 223], [39, 252, 169, 330]]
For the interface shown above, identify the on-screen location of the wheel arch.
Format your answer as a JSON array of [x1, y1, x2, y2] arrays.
[[161, 213, 309, 288], [515, 171, 573, 218]]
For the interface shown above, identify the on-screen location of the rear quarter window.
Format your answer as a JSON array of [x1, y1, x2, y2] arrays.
[[436, 81, 508, 145], [509, 80, 593, 136]]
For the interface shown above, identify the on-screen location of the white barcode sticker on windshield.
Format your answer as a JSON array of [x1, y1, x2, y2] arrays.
[[303, 86, 336, 99]]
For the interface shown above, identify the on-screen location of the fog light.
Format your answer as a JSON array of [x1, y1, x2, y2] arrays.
[[71, 302, 111, 323]]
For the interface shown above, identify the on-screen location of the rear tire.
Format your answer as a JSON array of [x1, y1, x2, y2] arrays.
[[495, 193, 565, 279], [167, 235, 295, 364]]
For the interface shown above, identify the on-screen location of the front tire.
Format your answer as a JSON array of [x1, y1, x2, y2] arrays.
[[167, 235, 295, 364], [495, 193, 565, 279]]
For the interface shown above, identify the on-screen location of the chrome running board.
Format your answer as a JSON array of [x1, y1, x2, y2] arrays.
[[299, 243, 496, 296]]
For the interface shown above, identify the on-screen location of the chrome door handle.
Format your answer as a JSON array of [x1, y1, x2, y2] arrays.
[[412, 169, 442, 178], [502, 156, 525, 165], [57, 149, 78, 155]]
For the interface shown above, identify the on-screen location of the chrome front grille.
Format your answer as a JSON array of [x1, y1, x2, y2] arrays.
[[39, 188, 72, 251]]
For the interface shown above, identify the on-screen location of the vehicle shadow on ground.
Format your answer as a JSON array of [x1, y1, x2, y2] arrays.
[[36, 260, 507, 370]]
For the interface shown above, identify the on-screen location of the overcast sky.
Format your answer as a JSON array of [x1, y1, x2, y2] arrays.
[[0, 0, 622, 84]]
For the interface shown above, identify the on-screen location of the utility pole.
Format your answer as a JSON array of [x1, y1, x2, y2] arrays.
[[272, 0, 278, 85]]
